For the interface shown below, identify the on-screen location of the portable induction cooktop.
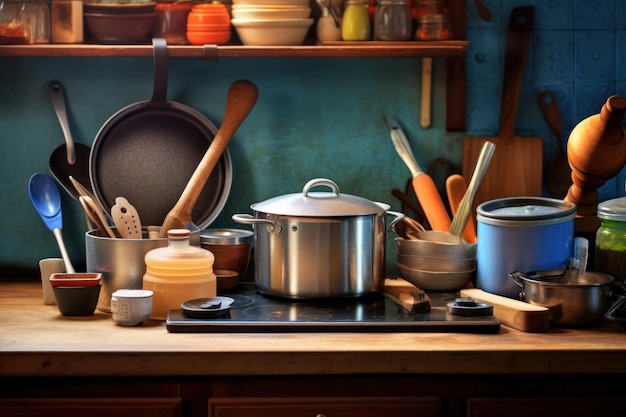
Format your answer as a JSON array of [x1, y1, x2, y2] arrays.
[[165, 284, 500, 334]]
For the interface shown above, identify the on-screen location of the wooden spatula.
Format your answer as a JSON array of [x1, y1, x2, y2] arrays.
[[462, 6, 542, 211], [159, 79, 259, 237], [111, 197, 142, 239]]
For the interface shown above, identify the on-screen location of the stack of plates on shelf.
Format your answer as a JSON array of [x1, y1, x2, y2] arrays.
[[230, 0, 313, 46]]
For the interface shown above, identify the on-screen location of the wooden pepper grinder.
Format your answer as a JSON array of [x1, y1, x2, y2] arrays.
[[565, 95, 626, 217]]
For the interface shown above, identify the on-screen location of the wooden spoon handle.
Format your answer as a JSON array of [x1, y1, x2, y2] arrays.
[[160, 80, 258, 236]]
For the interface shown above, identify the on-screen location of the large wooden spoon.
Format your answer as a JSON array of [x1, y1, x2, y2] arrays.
[[159, 80, 259, 237]]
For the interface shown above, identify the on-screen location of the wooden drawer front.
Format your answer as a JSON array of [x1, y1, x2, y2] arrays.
[[0, 397, 183, 417], [468, 396, 626, 417], [209, 396, 440, 417]]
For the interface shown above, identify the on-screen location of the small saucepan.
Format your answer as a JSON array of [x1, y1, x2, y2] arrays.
[[510, 269, 614, 327]]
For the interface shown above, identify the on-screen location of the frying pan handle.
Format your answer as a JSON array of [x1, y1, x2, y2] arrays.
[[151, 38, 168, 105]]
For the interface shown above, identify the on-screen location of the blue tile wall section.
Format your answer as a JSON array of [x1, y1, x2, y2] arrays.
[[466, 0, 626, 202], [1, 0, 625, 271]]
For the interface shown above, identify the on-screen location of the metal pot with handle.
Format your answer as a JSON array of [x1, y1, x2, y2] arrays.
[[232, 178, 404, 299]]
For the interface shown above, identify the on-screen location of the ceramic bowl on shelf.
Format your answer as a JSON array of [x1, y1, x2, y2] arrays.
[[83, 2, 157, 15], [231, 6, 311, 20], [84, 12, 156, 43], [231, 18, 313, 46], [232, 0, 309, 6]]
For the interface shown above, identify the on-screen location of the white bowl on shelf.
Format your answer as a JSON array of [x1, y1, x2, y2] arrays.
[[231, 7, 311, 20], [231, 18, 313, 46], [232, 0, 310, 6]]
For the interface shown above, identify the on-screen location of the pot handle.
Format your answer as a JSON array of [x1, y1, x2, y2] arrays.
[[508, 271, 526, 299], [232, 214, 282, 233], [386, 210, 405, 232], [303, 178, 339, 197]]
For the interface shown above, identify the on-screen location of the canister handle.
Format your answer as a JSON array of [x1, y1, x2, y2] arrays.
[[302, 178, 339, 197]]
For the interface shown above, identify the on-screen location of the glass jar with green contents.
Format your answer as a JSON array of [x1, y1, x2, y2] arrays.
[[596, 197, 626, 284]]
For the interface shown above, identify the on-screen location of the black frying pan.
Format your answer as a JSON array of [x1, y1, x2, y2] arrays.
[[90, 38, 232, 229]]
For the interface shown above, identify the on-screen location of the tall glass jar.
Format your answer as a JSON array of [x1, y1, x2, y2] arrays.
[[0, 0, 49, 44], [595, 197, 626, 284], [341, 0, 370, 41], [374, 0, 412, 41]]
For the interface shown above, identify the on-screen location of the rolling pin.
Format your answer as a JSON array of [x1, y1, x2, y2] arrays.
[[460, 288, 549, 333], [384, 278, 431, 313]]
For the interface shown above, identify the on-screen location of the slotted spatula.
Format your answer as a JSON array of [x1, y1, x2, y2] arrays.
[[111, 197, 142, 239]]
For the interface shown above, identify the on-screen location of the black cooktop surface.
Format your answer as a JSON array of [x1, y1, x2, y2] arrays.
[[166, 284, 500, 334]]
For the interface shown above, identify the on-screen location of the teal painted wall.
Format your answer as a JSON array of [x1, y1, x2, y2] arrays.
[[2, 0, 626, 276]]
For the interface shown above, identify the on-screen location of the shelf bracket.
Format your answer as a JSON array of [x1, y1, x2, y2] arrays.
[[202, 45, 219, 61]]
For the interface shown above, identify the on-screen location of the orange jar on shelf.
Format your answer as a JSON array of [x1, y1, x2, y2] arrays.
[[154, 0, 193, 45], [186, 2, 231, 45]]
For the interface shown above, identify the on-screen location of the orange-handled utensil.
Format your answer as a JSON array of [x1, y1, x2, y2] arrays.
[[385, 116, 451, 231]]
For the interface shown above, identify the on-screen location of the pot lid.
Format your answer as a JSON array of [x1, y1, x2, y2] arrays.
[[476, 197, 576, 225], [251, 178, 387, 217], [597, 197, 626, 222]]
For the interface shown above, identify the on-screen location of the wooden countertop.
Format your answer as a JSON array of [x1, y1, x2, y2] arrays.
[[1, 281, 625, 377]]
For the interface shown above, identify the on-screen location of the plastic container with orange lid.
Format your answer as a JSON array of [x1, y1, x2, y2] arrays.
[[143, 228, 216, 320]]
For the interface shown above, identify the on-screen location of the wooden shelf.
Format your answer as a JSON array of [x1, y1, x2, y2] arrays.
[[0, 41, 468, 59]]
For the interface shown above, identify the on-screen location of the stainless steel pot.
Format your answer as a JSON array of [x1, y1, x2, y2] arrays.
[[510, 269, 614, 327], [232, 178, 404, 299]]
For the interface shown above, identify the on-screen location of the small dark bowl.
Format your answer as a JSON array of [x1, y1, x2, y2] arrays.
[[52, 285, 101, 316], [83, 2, 157, 15], [84, 12, 156, 44]]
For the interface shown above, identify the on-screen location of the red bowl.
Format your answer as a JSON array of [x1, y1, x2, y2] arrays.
[[187, 30, 231, 45], [50, 272, 102, 288]]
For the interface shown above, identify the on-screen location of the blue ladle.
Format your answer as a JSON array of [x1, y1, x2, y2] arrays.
[[28, 172, 76, 273]]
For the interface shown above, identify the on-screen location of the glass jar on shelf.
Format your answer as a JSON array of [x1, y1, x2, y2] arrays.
[[374, 0, 412, 41], [341, 0, 370, 41], [0, 0, 50, 44]]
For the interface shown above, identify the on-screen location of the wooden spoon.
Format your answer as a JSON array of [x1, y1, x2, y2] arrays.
[[159, 80, 259, 237], [79, 195, 115, 238], [446, 174, 476, 243]]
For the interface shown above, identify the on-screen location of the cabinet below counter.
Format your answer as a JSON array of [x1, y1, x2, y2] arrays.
[[2, 280, 626, 417]]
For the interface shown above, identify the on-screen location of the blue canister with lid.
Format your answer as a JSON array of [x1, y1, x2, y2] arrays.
[[476, 197, 576, 299]]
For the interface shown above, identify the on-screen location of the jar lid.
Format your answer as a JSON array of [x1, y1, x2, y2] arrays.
[[201, 228, 254, 245], [251, 178, 387, 217], [597, 197, 626, 222], [476, 197, 576, 226]]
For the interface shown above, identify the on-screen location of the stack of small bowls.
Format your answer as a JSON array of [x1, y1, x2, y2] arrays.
[[230, 0, 313, 46], [395, 237, 476, 291], [186, 2, 231, 45]]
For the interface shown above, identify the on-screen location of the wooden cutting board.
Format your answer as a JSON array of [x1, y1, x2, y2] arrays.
[[462, 6, 543, 211], [460, 288, 549, 333]]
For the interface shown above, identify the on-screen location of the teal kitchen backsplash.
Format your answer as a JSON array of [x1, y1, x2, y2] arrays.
[[1, 0, 625, 274]]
